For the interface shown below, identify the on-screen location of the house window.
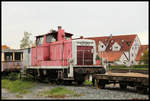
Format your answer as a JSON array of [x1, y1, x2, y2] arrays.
[[131, 61, 134, 64], [122, 40, 124, 42], [123, 61, 126, 64], [132, 53, 134, 57], [132, 47, 134, 50], [114, 46, 118, 49], [101, 45, 104, 48]]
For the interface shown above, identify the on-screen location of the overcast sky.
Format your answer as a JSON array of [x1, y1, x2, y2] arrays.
[[2, 2, 149, 49]]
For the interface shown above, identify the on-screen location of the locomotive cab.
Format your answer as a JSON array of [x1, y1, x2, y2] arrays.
[[28, 27, 105, 84]]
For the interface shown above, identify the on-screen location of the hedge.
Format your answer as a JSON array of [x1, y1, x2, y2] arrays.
[[110, 64, 149, 69]]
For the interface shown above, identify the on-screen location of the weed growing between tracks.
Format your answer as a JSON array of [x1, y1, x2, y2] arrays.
[[37, 87, 82, 98], [2, 79, 36, 94], [83, 80, 92, 85]]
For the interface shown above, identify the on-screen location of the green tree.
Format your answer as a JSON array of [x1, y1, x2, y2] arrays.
[[140, 49, 149, 64], [20, 32, 33, 49]]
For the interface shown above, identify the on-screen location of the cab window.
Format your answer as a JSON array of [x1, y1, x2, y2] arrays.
[[46, 34, 56, 43], [36, 36, 44, 46]]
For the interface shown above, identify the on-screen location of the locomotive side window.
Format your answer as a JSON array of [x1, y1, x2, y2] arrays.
[[37, 36, 44, 46], [64, 36, 71, 40]]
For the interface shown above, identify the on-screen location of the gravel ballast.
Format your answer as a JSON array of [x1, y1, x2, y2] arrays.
[[2, 82, 149, 100]]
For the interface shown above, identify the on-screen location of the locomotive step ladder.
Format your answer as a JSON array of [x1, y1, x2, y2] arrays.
[[20, 67, 27, 79]]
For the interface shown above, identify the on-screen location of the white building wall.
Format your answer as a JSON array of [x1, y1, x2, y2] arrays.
[[129, 36, 141, 65], [114, 35, 141, 66], [118, 52, 129, 65]]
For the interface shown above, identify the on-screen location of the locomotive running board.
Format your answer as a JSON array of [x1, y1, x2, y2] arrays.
[[26, 65, 104, 69], [26, 66, 68, 69], [73, 65, 104, 68]]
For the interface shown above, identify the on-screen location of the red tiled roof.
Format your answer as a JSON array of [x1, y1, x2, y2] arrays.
[[85, 34, 137, 52], [98, 51, 123, 62], [136, 45, 149, 61], [2, 45, 10, 50]]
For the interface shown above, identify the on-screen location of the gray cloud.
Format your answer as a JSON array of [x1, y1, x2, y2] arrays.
[[2, 2, 148, 49]]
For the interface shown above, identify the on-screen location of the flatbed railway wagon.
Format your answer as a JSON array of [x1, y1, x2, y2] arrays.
[[94, 72, 149, 93], [24, 26, 106, 84]]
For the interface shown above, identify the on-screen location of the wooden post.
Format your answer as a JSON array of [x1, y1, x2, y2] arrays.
[[96, 79, 99, 89], [21, 53, 23, 61], [13, 52, 15, 61], [2, 53, 4, 61]]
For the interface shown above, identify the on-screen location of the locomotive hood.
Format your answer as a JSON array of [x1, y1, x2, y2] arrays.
[[72, 39, 97, 65]]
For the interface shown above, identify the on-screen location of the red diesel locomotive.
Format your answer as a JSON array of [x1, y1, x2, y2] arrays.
[[26, 26, 105, 84]]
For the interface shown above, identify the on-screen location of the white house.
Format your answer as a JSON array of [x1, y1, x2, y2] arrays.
[[86, 34, 142, 66]]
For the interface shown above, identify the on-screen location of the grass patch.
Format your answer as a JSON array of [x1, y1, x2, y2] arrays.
[[38, 87, 82, 98], [2, 79, 36, 94], [1, 97, 7, 100], [16, 94, 23, 98]]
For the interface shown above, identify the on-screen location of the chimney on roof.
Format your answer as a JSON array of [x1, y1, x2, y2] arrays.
[[110, 34, 112, 39], [57, 26, 65, 41], [58, 26, 62, 30], [80, 36, 84, 39]]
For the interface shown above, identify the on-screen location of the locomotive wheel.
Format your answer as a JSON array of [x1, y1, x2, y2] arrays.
[[98, 82, 105, 89], [77, 80, 84, 85], [136, 86, 147, 94], [119, 82, 127, 90], [98, 80, 106, 89], [64, 80, 72, 85], [56, 79, 64, 85]]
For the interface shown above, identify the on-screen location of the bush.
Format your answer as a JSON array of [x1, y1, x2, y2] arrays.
[[131, 64, 148, 68], [110, 64, 148, 70], [83, 80, 92, 85], [110, 65, 128, 69], [7, 72, 20, 80]]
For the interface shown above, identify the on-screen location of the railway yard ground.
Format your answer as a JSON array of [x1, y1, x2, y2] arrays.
[[2, 78, 149, 100]]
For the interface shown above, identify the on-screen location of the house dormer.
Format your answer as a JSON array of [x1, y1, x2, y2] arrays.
[[112, 42, 121, 51], [98, 41, 106, 52]]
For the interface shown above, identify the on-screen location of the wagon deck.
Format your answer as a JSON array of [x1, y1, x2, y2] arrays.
[[94, 72, 149, 93]]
